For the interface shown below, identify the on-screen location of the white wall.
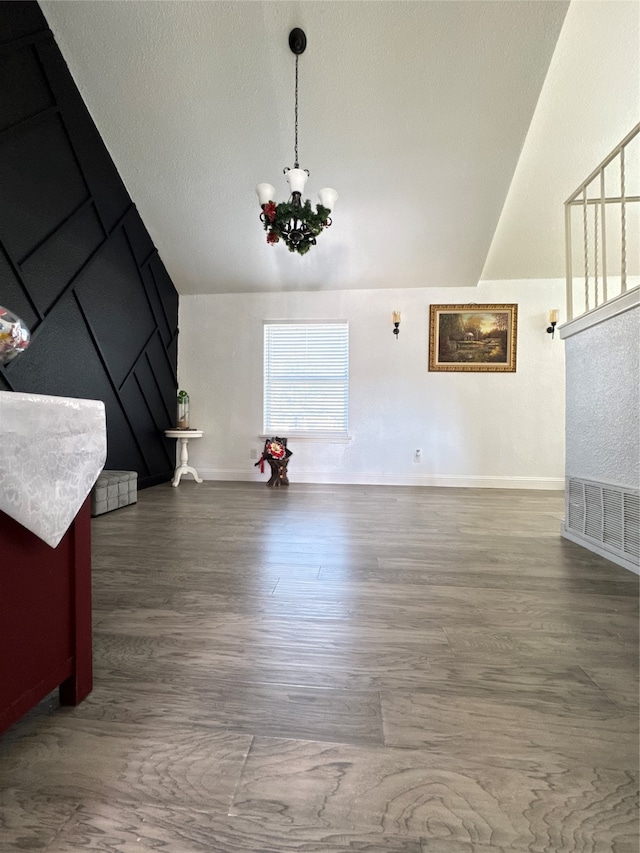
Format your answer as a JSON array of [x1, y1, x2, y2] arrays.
[[483, 0, 640, 280], [178, 280, 565, 489], [564, 300, 639, 487]]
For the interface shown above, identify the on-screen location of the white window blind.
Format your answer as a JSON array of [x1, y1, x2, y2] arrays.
[[263, 322, 349, 435]]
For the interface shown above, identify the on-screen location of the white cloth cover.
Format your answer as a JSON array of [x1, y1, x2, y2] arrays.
[[0, 391, 107, 548]]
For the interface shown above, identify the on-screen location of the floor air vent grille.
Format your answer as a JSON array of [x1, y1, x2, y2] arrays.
[[566, 478, 639, 566]]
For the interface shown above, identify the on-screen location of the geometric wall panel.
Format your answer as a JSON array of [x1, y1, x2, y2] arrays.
[[119, 373, 173, 478], [142, 263, 173, 347], [125, 207, 155, 267], [20, 202, 105, 315], [0, 114, 89, 261], [0, 3, 179, 488], [74, 232, 157, 388], [0, 2, 47, 43], [0, 43, 53, 133], [36, 37, 132, 236], [0, 248, 40, 333], [145, 333, 178, 415], [149, 255, 179, 344]]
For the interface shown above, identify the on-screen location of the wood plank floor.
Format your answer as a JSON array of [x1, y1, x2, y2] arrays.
[[1, 482, 638, 852]]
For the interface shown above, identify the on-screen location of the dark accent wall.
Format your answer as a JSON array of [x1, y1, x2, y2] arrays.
[[0, 1, 179, 488]]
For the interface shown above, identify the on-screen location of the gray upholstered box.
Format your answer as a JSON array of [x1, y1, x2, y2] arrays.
[[91, 470, 138, 517]]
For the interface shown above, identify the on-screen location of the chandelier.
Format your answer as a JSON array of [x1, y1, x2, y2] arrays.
[[256, 28, 338, 256]]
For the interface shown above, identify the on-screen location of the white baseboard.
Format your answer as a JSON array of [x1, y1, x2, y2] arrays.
[[562, 525, 640, 575], [197, 468, 564, 490]]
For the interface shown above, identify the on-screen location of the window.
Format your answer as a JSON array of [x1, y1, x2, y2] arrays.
[[263, 322, 349, 436]]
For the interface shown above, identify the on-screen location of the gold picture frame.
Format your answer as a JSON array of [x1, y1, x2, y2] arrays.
[[429, 304, 518, 372]]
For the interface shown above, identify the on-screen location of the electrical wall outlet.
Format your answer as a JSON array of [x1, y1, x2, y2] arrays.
[[414, 449, 422, 463], [250, 448, 258, 460]]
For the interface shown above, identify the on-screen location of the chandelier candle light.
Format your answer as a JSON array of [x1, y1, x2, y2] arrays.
[[256, 28, 337, 256], [393, 311, 401, 339]]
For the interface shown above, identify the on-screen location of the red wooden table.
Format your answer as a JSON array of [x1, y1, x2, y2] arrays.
[[0, 498, 92, 734]]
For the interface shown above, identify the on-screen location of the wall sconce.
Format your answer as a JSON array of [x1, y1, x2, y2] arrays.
[[546, 309, 559, 339], [392, 311, 401, 340]]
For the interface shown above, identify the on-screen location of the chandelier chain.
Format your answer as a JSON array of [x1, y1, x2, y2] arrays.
[[294, 54, 299, 168]]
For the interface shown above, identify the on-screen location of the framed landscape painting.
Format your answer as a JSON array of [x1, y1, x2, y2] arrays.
[[429, 304, 518, 372]]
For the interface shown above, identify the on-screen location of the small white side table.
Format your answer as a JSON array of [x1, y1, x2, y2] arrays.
[[164, 429, 204, 487]]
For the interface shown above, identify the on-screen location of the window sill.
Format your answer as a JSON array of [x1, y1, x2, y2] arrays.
[[259, 433, 351, 444]]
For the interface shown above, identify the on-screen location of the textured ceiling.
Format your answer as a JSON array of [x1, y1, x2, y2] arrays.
[[40, 1, 569, 295]]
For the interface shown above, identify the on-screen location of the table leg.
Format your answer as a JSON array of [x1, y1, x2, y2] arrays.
[[172, 437, 203, 486]]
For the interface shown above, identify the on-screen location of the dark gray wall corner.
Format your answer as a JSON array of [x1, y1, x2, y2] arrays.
[[0, 1, 179, 488]]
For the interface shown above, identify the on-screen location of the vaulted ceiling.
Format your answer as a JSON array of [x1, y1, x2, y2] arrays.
[[40, 1, 569, 294]]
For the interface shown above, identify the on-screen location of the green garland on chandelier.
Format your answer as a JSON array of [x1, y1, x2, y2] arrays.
[[262, 199, 331, 256]]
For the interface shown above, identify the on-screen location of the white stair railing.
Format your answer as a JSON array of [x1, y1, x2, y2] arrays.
[[565, 123, 640, 321]]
